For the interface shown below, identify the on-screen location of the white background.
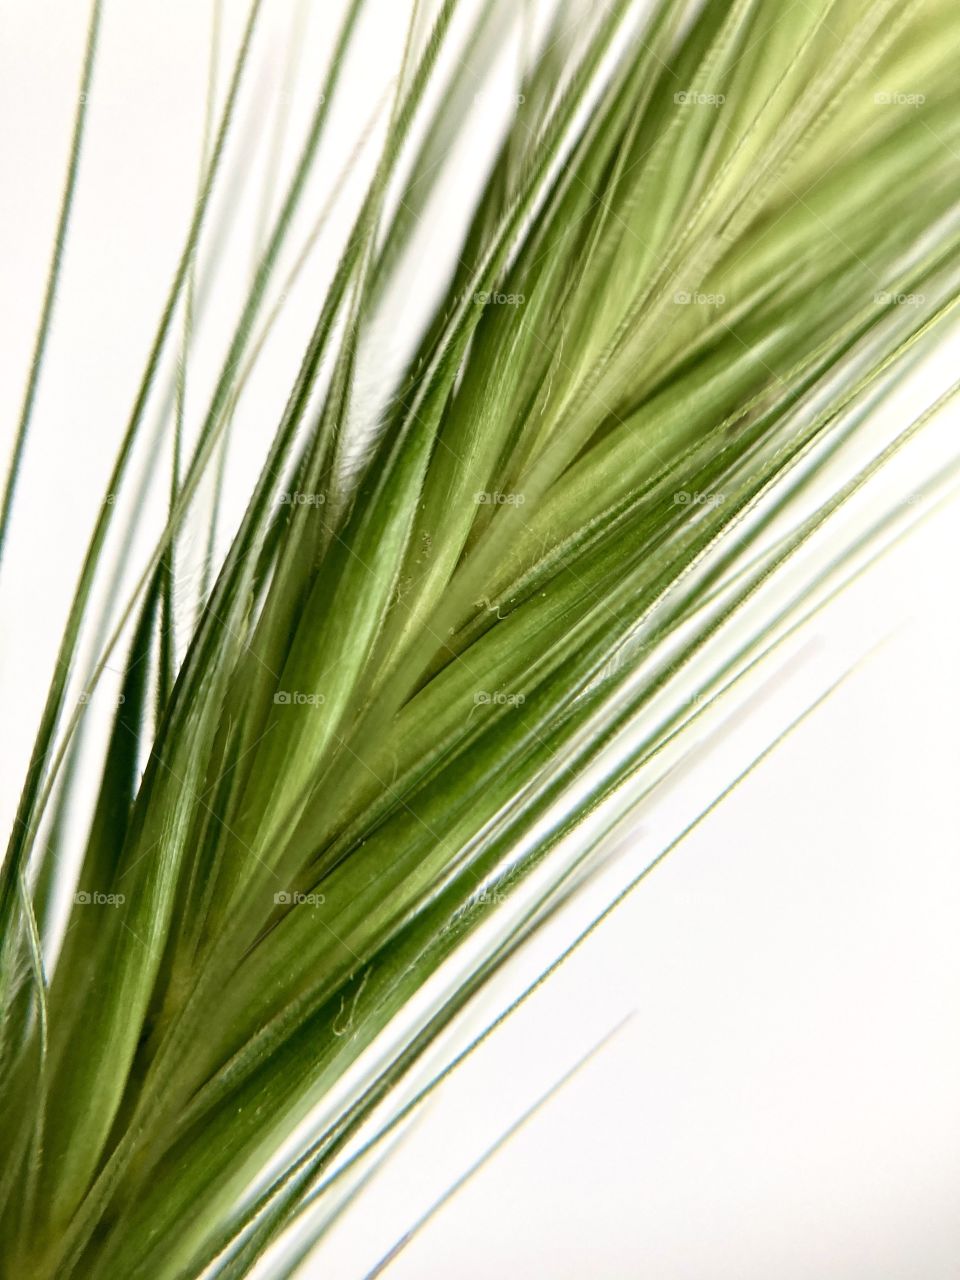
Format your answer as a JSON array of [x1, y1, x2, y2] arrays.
[[1, 2, 958, 1276]]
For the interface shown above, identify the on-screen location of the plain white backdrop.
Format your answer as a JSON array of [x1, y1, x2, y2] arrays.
[[1, 2, 959, 1276]]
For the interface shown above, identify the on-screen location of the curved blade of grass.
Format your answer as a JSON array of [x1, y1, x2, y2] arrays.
[[0, 0, 103, 568]]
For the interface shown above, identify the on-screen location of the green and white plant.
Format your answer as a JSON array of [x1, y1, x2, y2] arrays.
[[1, 0, 958, 1275]]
